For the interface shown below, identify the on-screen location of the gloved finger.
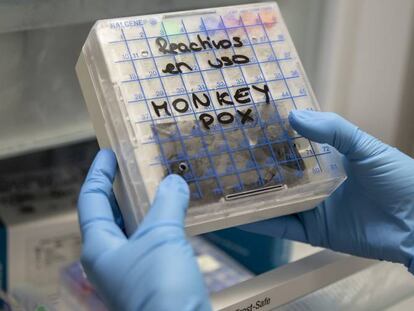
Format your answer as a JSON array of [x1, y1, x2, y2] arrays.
[[109, 189, 125, 232], [138, 174, 190, 230], [78, 149, 125, 240], [289, 110, 387, 161], [239, 214, 308, 243]]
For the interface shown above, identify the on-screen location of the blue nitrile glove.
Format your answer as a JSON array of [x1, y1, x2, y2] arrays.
[[242, 110, 414, 273], [77, 149, 211, 311]]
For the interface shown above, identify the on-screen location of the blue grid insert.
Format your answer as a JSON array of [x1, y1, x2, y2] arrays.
[[114, 6, 328, 201]]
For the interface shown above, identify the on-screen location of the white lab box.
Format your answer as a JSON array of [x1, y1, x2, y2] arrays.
[[0, 197, 80, 303]]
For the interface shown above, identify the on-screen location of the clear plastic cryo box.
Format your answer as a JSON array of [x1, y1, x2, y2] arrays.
[[76, 2, 346, 235]]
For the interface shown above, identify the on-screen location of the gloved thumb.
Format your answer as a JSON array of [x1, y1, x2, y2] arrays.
[[289, 110, 387, 161], [139, 174, 190, 229]]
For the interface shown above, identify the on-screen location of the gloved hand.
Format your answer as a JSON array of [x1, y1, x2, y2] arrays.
[[242, 110, 414, 272], [77, 149, 211, 311]]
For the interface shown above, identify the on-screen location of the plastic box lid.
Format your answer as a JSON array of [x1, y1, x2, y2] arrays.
[[76, 2, 346, 235]]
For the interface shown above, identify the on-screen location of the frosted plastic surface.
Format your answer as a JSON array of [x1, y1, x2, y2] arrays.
[[76, 2, 346, 235], [0, 0, 263, 33]]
